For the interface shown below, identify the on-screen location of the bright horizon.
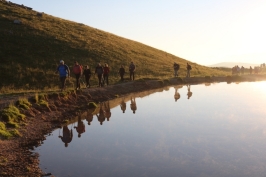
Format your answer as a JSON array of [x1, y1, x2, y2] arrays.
[[9, 0, 266, 66]]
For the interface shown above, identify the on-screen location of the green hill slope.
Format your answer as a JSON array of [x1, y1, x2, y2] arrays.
[[0, 1, 229, 90]]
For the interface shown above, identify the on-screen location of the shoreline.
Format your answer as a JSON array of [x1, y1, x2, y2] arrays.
[[0, 75, 266, 177]]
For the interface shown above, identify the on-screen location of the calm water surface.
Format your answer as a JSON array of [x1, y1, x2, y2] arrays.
[[35, 82, 266, 177]]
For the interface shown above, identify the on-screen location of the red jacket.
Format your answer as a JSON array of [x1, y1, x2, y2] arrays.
[[103, 67, 110, 74]]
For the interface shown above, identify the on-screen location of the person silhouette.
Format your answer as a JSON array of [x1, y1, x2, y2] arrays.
[[187, 84, 193, 99], [96, 103, 105, 125], [58, 125, 73, 147], [120, 97, 126, 113], [86, 108, 95, 125], [74, 114, 85, 138], [174, 87, 181, 102], [104, 101, 111, 121], [130, 96, 137, 114]]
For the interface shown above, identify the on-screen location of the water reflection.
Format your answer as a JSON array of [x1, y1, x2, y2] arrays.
[[130, 96, 137, 114], [120, 97, 126, 113], [96, 103, 105, 125], [86, 108, 95, 125], [174, 85, 182, 102], [187, 84, 193, 99], [36, 82, 266, 177], [58, 125, 73, 147], [104, 101, 111, 121], [74, 114, 85, 138]]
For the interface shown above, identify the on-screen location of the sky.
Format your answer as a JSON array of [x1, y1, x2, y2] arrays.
[[10, 0, 266, 66]]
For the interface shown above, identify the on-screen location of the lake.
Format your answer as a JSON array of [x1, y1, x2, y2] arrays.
[[35, 81, 266, 177]]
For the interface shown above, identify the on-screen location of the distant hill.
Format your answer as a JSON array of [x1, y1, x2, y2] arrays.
[[209, 62, 260, 68], [0, 1, 230, 90]]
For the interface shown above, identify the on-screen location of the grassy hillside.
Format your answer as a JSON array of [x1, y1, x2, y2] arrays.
[[0, 1, 230, 91]]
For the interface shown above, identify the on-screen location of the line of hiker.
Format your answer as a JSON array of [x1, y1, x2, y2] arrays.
[[232, 64, 265, 75], [173, 62, 192, 78], [55, 60, 136, 91]]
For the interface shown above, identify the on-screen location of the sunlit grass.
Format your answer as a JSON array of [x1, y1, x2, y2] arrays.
[[0, 1, 230, 92]]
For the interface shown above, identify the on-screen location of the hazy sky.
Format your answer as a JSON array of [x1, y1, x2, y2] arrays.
[[10, 0, 266, 65]]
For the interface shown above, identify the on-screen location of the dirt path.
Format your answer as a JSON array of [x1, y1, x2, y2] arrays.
[[0, 75, 266, 177]]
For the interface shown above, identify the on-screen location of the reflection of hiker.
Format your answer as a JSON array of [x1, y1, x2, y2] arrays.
[[174, 88, 181, 102], [130, 97, 137, 114], [95, 63, 104, 87], [186, 63, 192, 78], [173, 62, 180, 77], [103, 63, 110, 86], [74, 115, 85, 138], [58, 125, 73, 147], [104, 101, 111, 121], [55, 60, 70, 91], [118, 65, 125, 81], [86, 108, 95, 125], [187, 85, 193, 99], [83, 65, 91, 88], [120, 97, 126, 113], [73, 61, 82, 90], [129, 62, 136, 81], [96, 103, 105, 125]]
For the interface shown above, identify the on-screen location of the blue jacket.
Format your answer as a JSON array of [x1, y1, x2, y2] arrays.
[[57, 64, 69, 77]]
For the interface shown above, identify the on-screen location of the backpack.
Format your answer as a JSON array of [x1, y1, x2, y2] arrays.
[[188, 65, 192, 70], [129, 64, 135, 72], [73, 65, 82, 74], [174, 63, 180, 70]]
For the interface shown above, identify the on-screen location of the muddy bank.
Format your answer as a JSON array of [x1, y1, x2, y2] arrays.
[[0, 75, 266, 177]]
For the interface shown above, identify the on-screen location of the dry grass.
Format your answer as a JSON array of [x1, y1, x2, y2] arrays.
[[0, 2, 230, 92]]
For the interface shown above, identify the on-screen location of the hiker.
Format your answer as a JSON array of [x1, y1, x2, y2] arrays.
[[173, 62, 180, 77], [130, 96, 137, 114], [104, 101, 111, 121], [249, 66, 253, 74], [241, 66, 245, 75], [120, 97, 126, 113], [129, 62, 136, 81], [74, 115, 85, 138], [95, 63, 104, 87], [103, 63, 110, 86], [186, 63, 192, 78], [83, 65, 91, 88], [187, 84, 193, 99], [118, 65, 125, 81], [96, 103, 105, 125], [72, 61, 82, 90], [58, 125, 73, 147], [55, 60, 70, 91]]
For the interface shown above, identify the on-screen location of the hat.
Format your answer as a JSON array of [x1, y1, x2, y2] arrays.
[[60, 60, 64, 63]]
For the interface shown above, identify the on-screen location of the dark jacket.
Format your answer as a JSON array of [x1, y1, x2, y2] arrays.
[[83, 69, 91, 77]]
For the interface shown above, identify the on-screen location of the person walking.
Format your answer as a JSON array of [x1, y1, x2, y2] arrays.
[[83, 65, 91, 88], [118, 65, 125, 81], [103, 63, 110, 86], [95, 63, 104, 87], [129, 62, 136, 81], [173, 62, 180, 77], [186, 63, 192, 78], [55, 60, 70, 91], [249, 66, 253, 74], [72, 61, 82, 90]]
